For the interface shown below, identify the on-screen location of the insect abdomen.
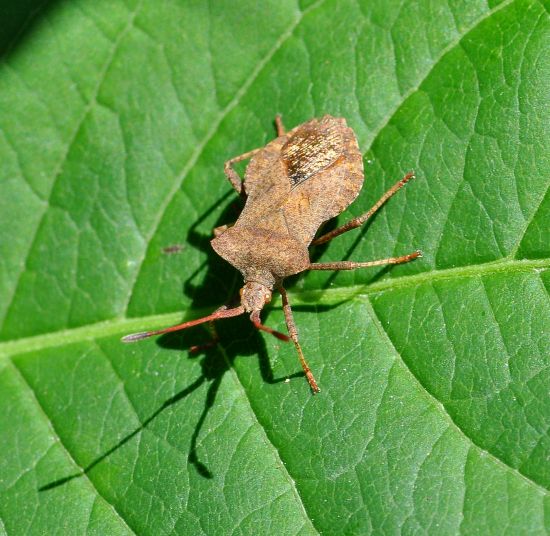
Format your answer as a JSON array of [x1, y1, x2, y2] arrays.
[[211, 225, 309, 283]]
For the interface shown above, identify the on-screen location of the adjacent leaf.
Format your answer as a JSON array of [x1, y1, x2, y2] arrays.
[[1, 0, 549, 534]]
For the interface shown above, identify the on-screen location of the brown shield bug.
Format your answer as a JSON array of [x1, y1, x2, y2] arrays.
[[123, 115, 421, 393]]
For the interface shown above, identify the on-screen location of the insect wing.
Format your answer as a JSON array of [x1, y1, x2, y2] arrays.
[[235, 115, 363, 246], [282, 125, 342, 188], [282, 116, 364, 245]]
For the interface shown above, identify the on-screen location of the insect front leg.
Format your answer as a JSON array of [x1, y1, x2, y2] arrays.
[[224, 147, 263, 198], [309, 250, 422, 272], [224, 115, 286, 196], [312, 172, 416, 245], [277, 284, 320, 394]]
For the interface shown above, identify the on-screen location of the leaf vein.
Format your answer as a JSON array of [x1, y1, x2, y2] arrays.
[[366, 299, 550, 496], [216, 343, 320, 534], [363, 0, 515, 149], [1, 0, 145, 332], [121, 0, 327, 314], [8, 358, 137, 534]]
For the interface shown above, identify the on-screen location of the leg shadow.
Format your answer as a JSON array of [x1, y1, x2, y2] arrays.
[[39, 331, 207, 490], [159, 313, 304, 478]]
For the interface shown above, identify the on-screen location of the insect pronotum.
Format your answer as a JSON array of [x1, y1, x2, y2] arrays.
[[123, 115, 421, 393]]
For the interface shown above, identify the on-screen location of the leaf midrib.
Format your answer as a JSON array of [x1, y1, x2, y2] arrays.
[[1, 256, 547, 359], [2, 0, 521, 344]]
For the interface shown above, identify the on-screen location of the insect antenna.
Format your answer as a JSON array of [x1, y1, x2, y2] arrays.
[[121, 305, 246, 343]]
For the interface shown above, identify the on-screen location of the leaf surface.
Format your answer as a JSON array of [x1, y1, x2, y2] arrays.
[[1, 0, 549, 534]]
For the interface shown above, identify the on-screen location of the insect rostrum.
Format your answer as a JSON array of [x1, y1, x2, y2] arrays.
[[123, 115, 421, 393]]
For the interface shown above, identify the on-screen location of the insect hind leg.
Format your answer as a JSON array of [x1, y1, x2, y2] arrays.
[[312, 172, 416, 245], [309, 250, 422, 271], [275, 114, 286, 136], [223, 116, 287, 197]]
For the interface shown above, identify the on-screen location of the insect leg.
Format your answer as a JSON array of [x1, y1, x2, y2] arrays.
[[250, 310, 290, 341], [275, 114, 286, 136], [224, 147, 263, 198], [312, 172, 415, 245], [309, 250, 422, 271], [277, 284, 320, 394]]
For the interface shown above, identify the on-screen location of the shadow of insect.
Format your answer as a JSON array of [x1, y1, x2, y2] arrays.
[[40, 115, 420, 488], [39, 188, 320, 489]]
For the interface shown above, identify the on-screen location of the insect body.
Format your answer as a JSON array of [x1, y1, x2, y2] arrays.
[[123, 115, 421, 393]]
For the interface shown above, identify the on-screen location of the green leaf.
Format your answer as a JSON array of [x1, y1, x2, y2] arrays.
[[1, 0, 549, 534]]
